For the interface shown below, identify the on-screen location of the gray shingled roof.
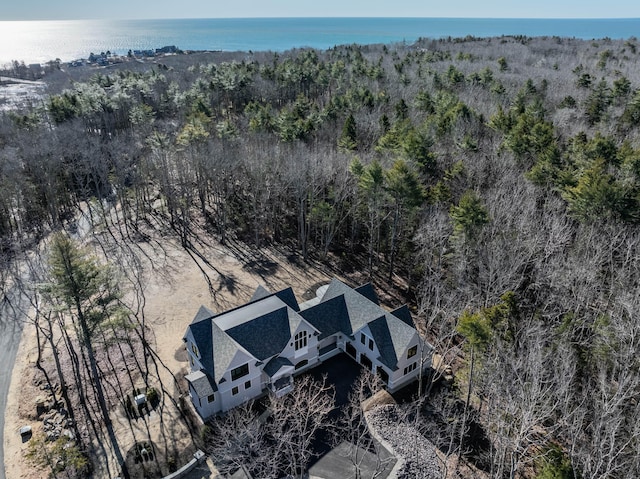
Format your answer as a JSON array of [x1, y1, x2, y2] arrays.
[[212, 321, 242, 381], [322, 278, 388, 333], [391, 305, 414, 328], [187, 278, 422, 388], [225, 307, 291, 361], [354, 283, 380, 305], [188, 319, 214, 375], [186, 306, 217, 381], [263, 356, 294, 377], [274, 287, 300, 311], [188, 291, 306, 383], [250, 285, 272, 302], [185, 370, 217, 396], [300, 294, 352, 339], [192, 305, 215, 323], [320, 279, 418, 370], [250, 286, 300, 311], [383, 313, 418, 368], [287, 307, 314, 337], [368, 314, 417, 371]]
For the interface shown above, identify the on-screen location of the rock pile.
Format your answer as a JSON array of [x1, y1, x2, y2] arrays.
[[35, 382, 76, 443], [367, 405, 442, 479]]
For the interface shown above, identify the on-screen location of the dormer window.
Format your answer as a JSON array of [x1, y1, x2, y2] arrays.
[[294, 330, 308, 350]]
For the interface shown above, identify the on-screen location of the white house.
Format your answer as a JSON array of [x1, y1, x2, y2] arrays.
[[183, 278, 432, 419]]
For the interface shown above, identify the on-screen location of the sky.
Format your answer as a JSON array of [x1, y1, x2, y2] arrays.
[[2, 0, 640, 21]]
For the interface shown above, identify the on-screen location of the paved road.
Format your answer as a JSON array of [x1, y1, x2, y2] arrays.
[[0, 282, 29, 479]]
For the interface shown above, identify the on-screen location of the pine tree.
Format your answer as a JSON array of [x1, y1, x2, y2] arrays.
[[46, 233, 129, 478], [338, 113, 357, 150], [385, 159, 426, 279]]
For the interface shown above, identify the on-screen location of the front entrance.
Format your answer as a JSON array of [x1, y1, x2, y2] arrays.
[[271, 376, 294, 397]]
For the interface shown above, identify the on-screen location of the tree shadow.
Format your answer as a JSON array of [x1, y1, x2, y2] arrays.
[[124, 440, 162, 478], [174, 345, 188, 363], [182, 461, 214, 479], [242, 257, 279, 278]]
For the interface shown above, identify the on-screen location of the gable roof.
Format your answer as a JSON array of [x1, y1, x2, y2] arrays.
[[315, 278, 418, 370], [185, 370, 217, 396], [224, 306, 292, 361], [193, 305, 215, 323], [390, 305, 414, 328], [354, 283, 380, 305], [300, 294, 352, 339], [211, 321, 243, 381], [250, 285, 271, 302], [322, 278, 388, 333], [249, 285, 300, 311], [273, 287, 300, 312], [188, 319, 214, 374], [187, 278, 425, 385], [368, 314, 417, 371], [263, 356, 294, 377], [188, 289, 310, 382]]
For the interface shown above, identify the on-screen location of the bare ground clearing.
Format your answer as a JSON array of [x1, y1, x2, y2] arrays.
[[4, 221, 336, 479]]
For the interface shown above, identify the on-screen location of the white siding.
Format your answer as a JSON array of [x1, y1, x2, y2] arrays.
[[352, 325, 380, 374], [184, 329, 205, 373], [189, 384, 221, 418], [217, 350, 263, 411], [279, 321, 321, 371], [387, 334, 431, 392]]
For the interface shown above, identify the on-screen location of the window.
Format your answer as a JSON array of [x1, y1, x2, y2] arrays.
[[244, 380, 251, 390], [407, 345, 417, 359], [207, 394, 215, 403], [295, 359, 308, 370], [190, 356, 194, 367], [191, 343, 199, 356], [231, 363, 249, 381], [403, 362, 417, 375], [294, 330, 308, 350], [232, 386, 239, 395], [360, 333, 366, 345], [368, 338, 374, 351]]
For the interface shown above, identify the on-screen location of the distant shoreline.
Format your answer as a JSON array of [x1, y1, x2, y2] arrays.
[[1, 17, 640, 65]]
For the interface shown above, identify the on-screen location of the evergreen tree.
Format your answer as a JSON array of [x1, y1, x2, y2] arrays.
[[338, 113, 357, 150], [45, 234, 128, 478], [449, 190, 490, 242], [385, 159, 426, 279]]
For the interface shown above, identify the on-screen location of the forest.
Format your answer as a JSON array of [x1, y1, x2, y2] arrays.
[[3, 33, 640, 478]]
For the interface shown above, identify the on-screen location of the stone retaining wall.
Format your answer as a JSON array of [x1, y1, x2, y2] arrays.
[[162, 450, 206, 479]]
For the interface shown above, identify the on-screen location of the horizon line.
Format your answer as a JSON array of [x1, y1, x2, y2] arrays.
[[2, 16, 640, 22]]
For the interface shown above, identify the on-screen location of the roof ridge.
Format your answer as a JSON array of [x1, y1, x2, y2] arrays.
[[210, 286, 298, 321]]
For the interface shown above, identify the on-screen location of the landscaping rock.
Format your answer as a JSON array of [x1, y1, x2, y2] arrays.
[[367, 405, 442, 479]]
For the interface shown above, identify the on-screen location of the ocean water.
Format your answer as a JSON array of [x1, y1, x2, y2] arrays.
[[0, 17, 639, 65]]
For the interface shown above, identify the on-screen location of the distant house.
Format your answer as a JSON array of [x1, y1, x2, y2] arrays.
[[133, 50, 155, 58], [183, 278, 432, 419], [155, 45, 179, 54]]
